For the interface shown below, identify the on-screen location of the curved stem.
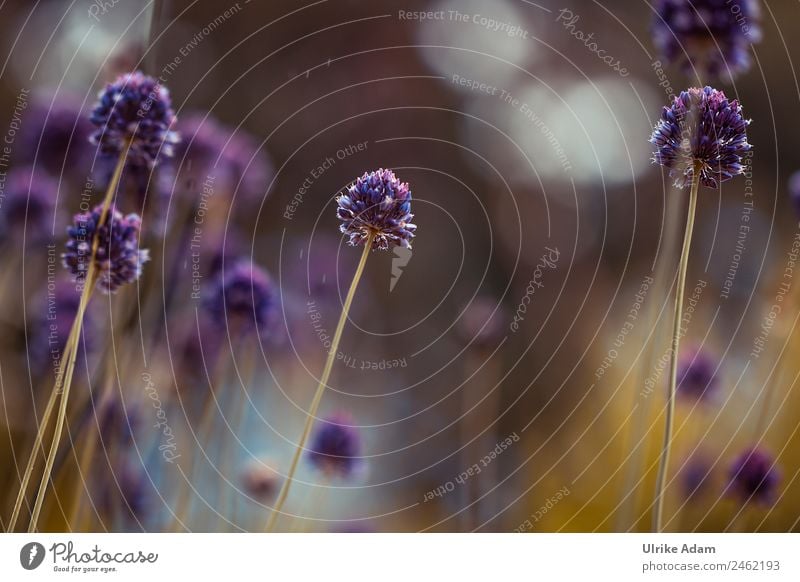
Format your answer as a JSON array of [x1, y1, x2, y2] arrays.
[[652, 168, 700, 533], [26, 145, 129, 533], [265, 232, 374, 532], [7, 374, 61, 531], [68, 340, 117, 529]]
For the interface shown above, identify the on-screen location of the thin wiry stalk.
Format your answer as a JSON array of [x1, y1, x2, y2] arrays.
[[7, 370, 61, 531], [26, 144, 129, 532], [653, 164, 700, 533], [265, 231, 374, 532]]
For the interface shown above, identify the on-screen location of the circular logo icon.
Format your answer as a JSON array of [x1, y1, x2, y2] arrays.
[[19, 542, 46, 570]]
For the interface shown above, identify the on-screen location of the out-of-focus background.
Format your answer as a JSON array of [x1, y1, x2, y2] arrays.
[[0, 0, 798, 532]]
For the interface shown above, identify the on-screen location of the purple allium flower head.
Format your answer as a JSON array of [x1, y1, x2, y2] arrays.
[[651, 86, 751, 189], [677, 347, 719, 401], [458, 297, 505, 350], [308, 412, 362, 478], [337, 168, 416, 250], [20, 93, 94, 175], [727, 447, 780, 505], [240, 459, 281, 502], [90, 71, 179, 168], [788, 171, 800, 219], [652, 0, 762, 80], [205, 260, 276, 335], [0, 167, 57, 240], [62, 204, 149, 294]]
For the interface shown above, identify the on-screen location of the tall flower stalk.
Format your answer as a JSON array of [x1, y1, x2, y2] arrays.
[[8, 71, 175, 532], [265, 168, 416, 531], [653, 162, 700, 533], [8, 150, 127, 532], [649, 87, 751, 532]]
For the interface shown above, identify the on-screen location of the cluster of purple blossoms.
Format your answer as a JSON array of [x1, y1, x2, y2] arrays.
[[652, 0, 762, 79], [727, 447, 780, 505], [651, 86, 751, 189], [0, 167, 57, 240], [308, 412, 362, 479], [677, 347, 719, 401], [205, 260, 276, 335], [62, 204, 149, 293], [337, 168, 416, 251], [90, 71, 178, 168]]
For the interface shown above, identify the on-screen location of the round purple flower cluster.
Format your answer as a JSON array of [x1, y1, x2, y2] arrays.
[[652, 0, 762, 79], [337, 168, 416, 251], [308, 412, 362, 478], [62, 204, 149, 293], [651, 86, 751, 189], [205, 260, 275, 335], [90, 71, 178, 167], [727, 447, 780, 504]]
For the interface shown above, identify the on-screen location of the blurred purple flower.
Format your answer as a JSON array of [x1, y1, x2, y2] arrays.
[[0, 166, 57, 241], [30, 281, 91, 373], [96, 398, 140, 446], [677, 347, 719, 401], [98, 460, 150, 528], [90, 71, 179, 168], [308, 412, 362, 479], [652, 0, 762, 79], [727, 447, 780, 505], [222, 127, 273, 201], [337, 168, 416, 250], [19, 93, 94, 175], [62, 204, 149, 293], [682, 454, 712, 499], [240, 459, 281, 502], [170, 113, 231, 191], [458, 296, 505, 350], [161, 114, 272, 213], [205, 260, 276, 336], [788, 170, 800, 219], [651, 86, 751, 189]]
